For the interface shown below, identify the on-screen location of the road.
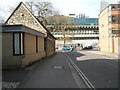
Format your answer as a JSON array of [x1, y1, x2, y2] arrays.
[[2, 50, 118, 89], [65, 50, 118, 88], [3, 52, 87, 88]]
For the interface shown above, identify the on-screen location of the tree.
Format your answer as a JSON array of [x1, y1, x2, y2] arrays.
[[25, 0, 59, 25], [47, 15, 74, 46], [25, 0, 36, 14], [8, 0, 60, 26], [47, 15, 73, 31]]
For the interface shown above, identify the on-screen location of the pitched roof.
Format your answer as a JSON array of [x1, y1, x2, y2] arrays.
[[5, 2, 47, 34], [5, 2, 55, 38], [36, 18, 56, 39], [5, 2, 23, 24]]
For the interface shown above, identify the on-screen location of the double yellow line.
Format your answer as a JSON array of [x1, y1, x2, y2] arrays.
[[63, 52, 96, 90]]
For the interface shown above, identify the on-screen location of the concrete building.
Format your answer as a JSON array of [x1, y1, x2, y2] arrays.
[[51, 17, 99, 48], [1, 2, 55, 69], [99, 0, 120, 55]]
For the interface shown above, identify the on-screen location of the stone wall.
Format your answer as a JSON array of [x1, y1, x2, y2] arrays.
[[6, 3, 46, 34], [45, 34, 55, 57]]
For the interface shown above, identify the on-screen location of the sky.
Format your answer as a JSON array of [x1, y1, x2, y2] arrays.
[[0, 0, 102, 21]]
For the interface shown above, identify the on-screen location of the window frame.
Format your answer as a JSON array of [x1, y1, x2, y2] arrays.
[[13, 32, 24, 56]]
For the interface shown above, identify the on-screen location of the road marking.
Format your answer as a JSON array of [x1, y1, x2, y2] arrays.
[[63, 52, 96, 90], [65, 55, 86, 88]]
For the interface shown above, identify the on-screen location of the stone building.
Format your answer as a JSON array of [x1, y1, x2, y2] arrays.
[[41, 23, 56, 57], [99, 0, 120, 55], [1, 24, 46, 69], [1, 2, 55, 69]]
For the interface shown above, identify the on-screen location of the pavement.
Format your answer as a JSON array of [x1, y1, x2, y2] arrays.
[[86, 50, 118, 60], [74, 47, 118, 60], [65, 50, 118, 88], [2, 52, 87, 89]]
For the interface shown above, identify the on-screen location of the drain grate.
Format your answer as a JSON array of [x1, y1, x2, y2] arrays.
[[52, 65, 64, 70]]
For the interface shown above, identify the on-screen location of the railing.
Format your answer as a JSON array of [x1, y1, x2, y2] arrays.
[[51, 32, 99, 35]]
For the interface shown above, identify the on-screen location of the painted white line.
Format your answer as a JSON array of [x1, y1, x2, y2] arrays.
[[63, 52, 96, 90], [65, 55, 86, 88]]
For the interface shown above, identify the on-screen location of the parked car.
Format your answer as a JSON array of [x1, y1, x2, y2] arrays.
[[82, 46, 93, 50], [61, 46, 71, 50]]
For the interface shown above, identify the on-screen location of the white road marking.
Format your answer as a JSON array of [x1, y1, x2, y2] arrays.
[[63, 52, 96, 90]]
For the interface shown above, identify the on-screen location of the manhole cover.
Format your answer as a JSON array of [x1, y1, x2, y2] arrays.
[[52, 65, 64, 70]]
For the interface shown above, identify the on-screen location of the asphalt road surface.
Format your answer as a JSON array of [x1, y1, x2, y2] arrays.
[[2, 51, 118, 89], [65, 50, 118, 88], [7, 52, 87, 88]]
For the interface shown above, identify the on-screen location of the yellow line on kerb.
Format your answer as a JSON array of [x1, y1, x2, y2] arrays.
[[63, 52, 96, 90]]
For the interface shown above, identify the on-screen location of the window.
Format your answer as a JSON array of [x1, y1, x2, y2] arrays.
[[110, 15, 120, 24], [36, 36, 38, 53], [111, 5, 116, 10], [112, 16, 116, 23], [13, 33, 24, 55]]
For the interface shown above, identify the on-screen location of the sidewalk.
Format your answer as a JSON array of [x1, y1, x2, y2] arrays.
[[2, 52, 87, 89], [87, 50, 118, 59]]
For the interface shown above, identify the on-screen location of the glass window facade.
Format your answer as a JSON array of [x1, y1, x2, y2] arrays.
[[72, 18, 98, 25]]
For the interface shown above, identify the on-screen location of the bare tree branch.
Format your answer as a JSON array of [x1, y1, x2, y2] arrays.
[[25, 0, 36, 14], [25, 0, 59, 25], [47, 15, 74, 45]]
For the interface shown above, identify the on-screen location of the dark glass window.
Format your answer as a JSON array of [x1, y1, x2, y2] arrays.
[[13, 33, 24, 55], [112, 16, 116, 23], [36, 36, 38, 53]]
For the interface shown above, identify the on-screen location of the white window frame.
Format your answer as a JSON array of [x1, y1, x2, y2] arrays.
[[13, 33, 24, 55]]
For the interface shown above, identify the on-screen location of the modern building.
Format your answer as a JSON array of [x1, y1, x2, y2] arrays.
[[51, 15, 99, 48], [99, 0, 120, 55], [73, 17, 98, 25], [1, 2, 55, 69]]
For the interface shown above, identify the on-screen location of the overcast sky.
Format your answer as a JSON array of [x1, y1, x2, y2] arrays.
[[0, 0, 102, 20]]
